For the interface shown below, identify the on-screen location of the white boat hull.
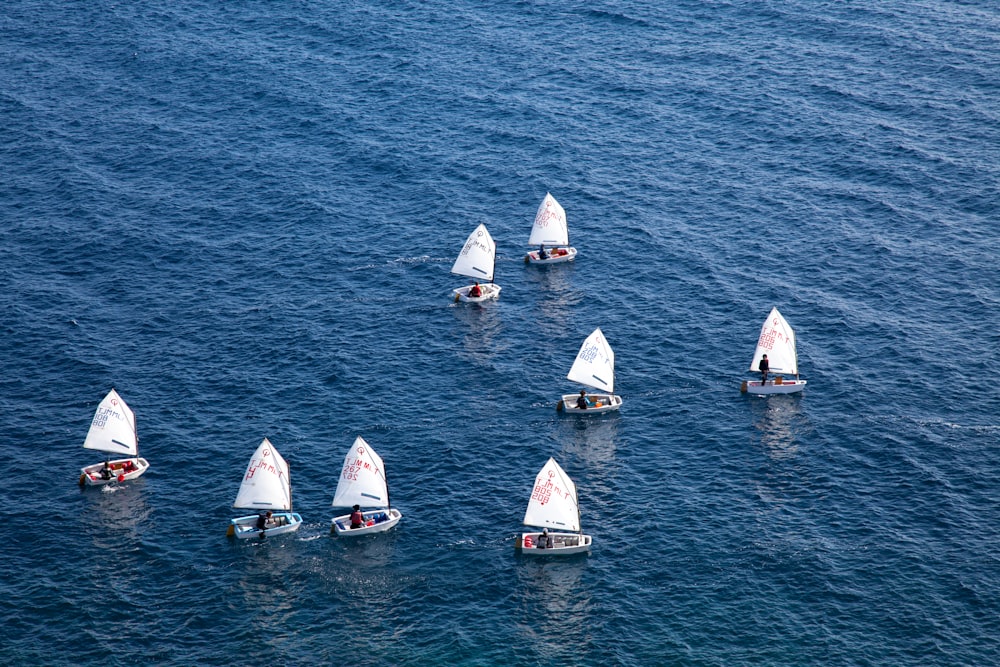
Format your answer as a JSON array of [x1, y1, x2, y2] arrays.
[[79, 457, 150, 486], [453, 283, 501, 303], [331, 508, 402, 536], [525, 247, 577, 264], [517, 532, 591, 556], [742, 379, 807, 395], [228, 512, 303, 539], [557, 393, 622, 413]]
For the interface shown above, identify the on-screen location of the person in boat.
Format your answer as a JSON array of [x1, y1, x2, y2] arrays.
[[256, 511, 272, 531], [468, 282, 482, 298], [538, 244, 548, 260], [350, 504, 364, 529], [576, 389, 590, 410], [758, 354, 770, 386], [100, 462, 113, 480], [537, 528, 553, 549]]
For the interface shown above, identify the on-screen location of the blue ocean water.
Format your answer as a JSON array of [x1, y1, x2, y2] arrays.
[[2, 0, 999, 664]]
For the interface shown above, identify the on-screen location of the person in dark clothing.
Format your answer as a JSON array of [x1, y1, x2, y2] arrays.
[[758, 354, 770, 386], [538, 244, 548, 260], [256, 511, 272, 531], [537, 528, 554, 549], [576, 389, 589, 410], [350, 504, 364, 529]]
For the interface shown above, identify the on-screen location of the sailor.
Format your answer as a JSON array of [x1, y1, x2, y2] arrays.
[[538, 244, 548, 260], [350, 504, 364, 529], [758, 354, 770, 386], [538, 528, 553, 549], [468, 282, 482, 298], [576, 389, 589, 410]]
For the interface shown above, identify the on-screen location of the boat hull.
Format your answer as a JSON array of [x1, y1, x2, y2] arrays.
[[517, 532, 591, 556], [228, 512, 303, 539], [742, 379, 807, 395], [525, 247, 577, 264], [79, 457, 150, 486], [557, 393, 622, 413], [331, 508, 402, 536], [453, 284, 501, 303]]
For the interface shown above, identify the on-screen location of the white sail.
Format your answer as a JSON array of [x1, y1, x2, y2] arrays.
[[331, 436, 389, 509], [450, 223, 496, 281], [527, 193, 569, 247], [748, 307, 799, 376], [233, 438, 293, 511], [566, 328, 615, 394], [83, 389, 138, 457], [523, 458, 580, 532]]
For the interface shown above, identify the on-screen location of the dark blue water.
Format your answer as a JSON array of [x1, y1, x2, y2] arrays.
[[2, 1, 999, 664]]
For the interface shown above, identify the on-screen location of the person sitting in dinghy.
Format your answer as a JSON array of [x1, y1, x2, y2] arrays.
[[538, 244, 548, 260], [468, 282, 482, 298], [100, 462, 113, 480], [350, 504, 364, 529], [537, 528, 553, 549], [576, 390, 591, 410], [256, 511, 273, 531]]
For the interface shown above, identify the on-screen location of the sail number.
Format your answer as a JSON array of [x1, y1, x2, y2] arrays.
[[91, 406, 121, 429], [578, 343, 599, 363]]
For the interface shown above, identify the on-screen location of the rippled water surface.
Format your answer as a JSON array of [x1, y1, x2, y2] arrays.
[[2, 1, 999, 664]]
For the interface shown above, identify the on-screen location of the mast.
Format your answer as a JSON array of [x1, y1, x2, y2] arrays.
[[576, 486, 582, 535], [132, 403, 139, 459], [385, 467, 391, 510], [565, 204, 571, 249], [490, 244, 497, 285], [794, 330, 800, 380]]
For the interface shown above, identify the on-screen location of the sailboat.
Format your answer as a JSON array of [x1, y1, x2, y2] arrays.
[[741, 307, 807, 395], [557, 328, 623, 413], [78, 388, 150, 487], [451, 223, 501, 302], [524, 192, 577, 265], [330, 436, 403, 537], [516, 457, 591, 556], [227, 438, 302, 539]]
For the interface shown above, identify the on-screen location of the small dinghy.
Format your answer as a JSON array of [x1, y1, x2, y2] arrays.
[[557, 328, 623, 413], [78, 389, 150, 487], [524, 193, 577, 265], [452, 223, 501, 302], [330, 436, 402, 537], [516, 457, 591, 556], [227, 438, 302, 539], [741, 307, 807, 395]]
